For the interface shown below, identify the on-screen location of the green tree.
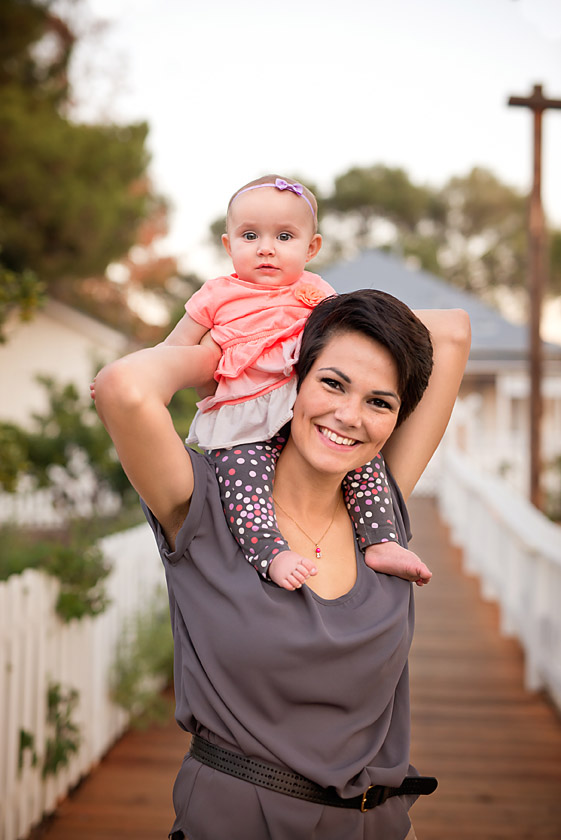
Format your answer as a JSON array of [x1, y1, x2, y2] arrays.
[[0, 85, 151, 285], [438, 167, 527, 293], [0, 0, 162, 337], [318, 164, 444, 270], [327, 164, 443, 233], [0, 0, 73, 104]]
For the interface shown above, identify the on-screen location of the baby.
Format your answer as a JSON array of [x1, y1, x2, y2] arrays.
[[163, 175, 431, 590]]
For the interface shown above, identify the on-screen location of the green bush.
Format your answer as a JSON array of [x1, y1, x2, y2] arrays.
[[111, 591, 174, 728], [0, 527, 110, 621], [42, 682, 81, 778], [18, 681, 82, 778]]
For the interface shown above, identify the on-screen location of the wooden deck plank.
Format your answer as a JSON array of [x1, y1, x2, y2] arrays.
[[409, 497, 561, 840], [27, 497, 561, 839], [27, 704, 190, 840]]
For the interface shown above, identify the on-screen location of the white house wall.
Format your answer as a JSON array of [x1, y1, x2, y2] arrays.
[[0, 301, 129, 428]]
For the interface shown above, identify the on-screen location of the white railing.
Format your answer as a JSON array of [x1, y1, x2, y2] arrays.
[[0, 523, 165, 840], [444, 393, 561, 500], [437, 446, 561, 712]]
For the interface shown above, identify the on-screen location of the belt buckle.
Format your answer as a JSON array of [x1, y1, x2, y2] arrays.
[[361, 784, 387, 812], [360, 785, 374, 812]]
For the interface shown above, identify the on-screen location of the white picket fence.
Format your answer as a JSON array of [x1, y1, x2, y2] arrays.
[[437, 446, 561, 711], [0, 523, 165, 840]]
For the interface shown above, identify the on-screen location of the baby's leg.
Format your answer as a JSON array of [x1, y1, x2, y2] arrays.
[[343, 454, 432, 585], [209, 435, 317, 590]]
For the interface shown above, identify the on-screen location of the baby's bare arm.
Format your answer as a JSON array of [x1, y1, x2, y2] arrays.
[[162, 313, 221, 396], [162, 312, 208, 346]]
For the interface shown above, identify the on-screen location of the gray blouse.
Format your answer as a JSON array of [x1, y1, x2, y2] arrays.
[[143, 449, 419, 840]]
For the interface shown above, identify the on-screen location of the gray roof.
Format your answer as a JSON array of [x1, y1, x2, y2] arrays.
[[321, 249, 561, 365]]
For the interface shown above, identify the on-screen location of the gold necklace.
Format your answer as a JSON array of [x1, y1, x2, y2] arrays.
[[273, 495, 341, 560]]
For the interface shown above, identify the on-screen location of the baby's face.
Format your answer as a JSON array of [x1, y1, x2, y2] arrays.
[[222, 188, 321, 287]]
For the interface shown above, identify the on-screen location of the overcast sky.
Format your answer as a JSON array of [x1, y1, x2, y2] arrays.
[[71, 0, 561, 278]]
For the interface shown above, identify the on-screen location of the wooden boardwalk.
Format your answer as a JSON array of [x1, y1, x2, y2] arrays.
[[27, 498, 561, 840]]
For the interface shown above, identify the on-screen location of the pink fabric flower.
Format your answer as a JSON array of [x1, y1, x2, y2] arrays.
[[293, 284, 328, 308]]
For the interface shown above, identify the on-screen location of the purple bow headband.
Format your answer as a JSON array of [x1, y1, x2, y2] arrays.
[[233, 178, 315, 217]]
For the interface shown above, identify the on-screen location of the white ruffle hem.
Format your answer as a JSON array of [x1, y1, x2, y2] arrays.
[[185, 378, 297, 450]]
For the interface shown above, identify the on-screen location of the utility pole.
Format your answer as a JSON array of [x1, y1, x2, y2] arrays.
[[508, 84, 561, 510]]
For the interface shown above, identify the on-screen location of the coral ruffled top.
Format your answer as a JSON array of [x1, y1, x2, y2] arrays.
[[186, 271, 336, 413]]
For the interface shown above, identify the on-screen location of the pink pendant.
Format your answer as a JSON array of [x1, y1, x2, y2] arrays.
[[315, 545, 322, 559]]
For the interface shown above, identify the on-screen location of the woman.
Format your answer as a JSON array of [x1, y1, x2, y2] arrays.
[[94, 290, 471, 839]]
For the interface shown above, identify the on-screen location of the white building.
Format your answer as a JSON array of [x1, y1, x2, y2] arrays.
[[0, 301, 134, 526], [0, 300, 131, 427]]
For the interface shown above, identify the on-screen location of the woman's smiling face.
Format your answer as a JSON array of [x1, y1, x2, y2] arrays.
[[289, 330, 401, 478]]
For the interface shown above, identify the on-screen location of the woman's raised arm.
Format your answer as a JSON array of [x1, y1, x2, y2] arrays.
[[383, 308, 471, 501], [94, 343, 218, 547]]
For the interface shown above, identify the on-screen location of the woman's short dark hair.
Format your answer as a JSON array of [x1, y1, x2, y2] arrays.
[[297, 289, 433, 427]]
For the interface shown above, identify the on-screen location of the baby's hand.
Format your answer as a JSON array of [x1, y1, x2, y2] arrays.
[[90, 379, 97, 401], [268, 550, 318, 591], [364, 542, 432, 586]]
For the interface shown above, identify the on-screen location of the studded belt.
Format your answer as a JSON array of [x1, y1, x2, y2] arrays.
[[190, 734, 438, 812]]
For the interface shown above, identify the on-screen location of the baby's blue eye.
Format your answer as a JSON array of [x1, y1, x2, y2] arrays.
[[278, 232, 292, 241], [243, 232, 257, 241]]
